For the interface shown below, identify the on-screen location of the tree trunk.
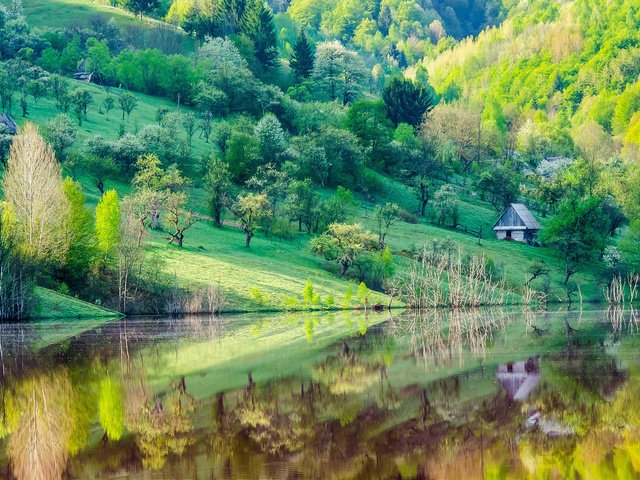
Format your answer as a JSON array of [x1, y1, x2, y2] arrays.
[[340, 263, 349, 276], [245, 231, 254, 248], [96, 178, 104, 194], [214, 207, 222, 228]]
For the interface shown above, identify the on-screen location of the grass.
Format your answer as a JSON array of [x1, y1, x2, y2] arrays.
[[14, 0, 194, 50], [33, 286, 121, 318]]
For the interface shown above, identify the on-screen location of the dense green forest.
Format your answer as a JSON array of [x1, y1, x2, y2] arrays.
[[0, 0, 638, 317]]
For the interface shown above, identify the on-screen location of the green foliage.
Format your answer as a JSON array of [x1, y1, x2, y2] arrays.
[[382, 76, 435, 127], [98, 376, 124, 441], [95, 190, 121, 262], [311, 223, 378, 276]]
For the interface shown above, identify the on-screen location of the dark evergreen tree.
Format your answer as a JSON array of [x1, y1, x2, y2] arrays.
[[240, 0, 278, 70], [377, 5, 393, 36], [122, 0, 159, 19], [290, 30, 314, 81], [382, 76, 435, 127]]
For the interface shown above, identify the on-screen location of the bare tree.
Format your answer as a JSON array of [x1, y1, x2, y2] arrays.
[[2, 123, 68, 262]]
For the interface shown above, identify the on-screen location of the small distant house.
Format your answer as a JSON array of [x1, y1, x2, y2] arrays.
[[74, 58, 93, 82], [493, 203, 540, 243], [0, 114, 17, 135]]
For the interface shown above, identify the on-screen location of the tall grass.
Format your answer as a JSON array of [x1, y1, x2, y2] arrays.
[[392, 245, 510, 308], [604, 274, 639, 305]]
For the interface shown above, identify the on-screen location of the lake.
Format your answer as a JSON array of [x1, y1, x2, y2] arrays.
[[0, 307, 638, 479]]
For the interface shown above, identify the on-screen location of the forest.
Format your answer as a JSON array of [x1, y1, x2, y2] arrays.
[[0, 0, 639, 317]]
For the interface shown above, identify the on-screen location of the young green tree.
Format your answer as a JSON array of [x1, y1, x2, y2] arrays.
[[311, 223, 378, 276], [69, 88, 93, 125], [102, 95, 115, 118], [98, 376, 124, 442], [290, 29, 314, 81], [205, 157, 231, 228], [182, 112, 197, 146], [287, 178, 319, 233], [232, 193, 271, 247], [432, 184, 458, 226], [45, 114, 77, 161], [95, 190, 121, 264], [374, 202, 400, 247], [61, 178, 95, 282], [119, 92, 138, 121], [345, 99, 393, 164], [540, 196, 610, 291]]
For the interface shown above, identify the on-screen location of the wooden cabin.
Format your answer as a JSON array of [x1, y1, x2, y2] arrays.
[[493, 203, 540, 243], [74, 58, 93, 82], [0, 114, 17, 135]]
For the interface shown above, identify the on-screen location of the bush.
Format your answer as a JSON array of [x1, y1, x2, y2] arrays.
[[398, 209, 418, 224]]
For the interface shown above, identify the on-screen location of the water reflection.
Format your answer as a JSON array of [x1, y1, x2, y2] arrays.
[[0, 309, 638, 478]]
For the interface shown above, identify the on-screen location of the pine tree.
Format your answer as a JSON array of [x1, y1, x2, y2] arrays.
[[290, 30, 314, 81], [240, 0, 278, 70]]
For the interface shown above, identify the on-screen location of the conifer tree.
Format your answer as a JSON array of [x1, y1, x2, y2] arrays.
[[290, 30, 314, 81], [240, 0, 278, 70]]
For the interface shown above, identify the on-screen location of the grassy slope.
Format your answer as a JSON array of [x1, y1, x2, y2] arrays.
[[10, 81, 604, 311], [1, 0, 604, 310], [33, 286, 121, 318]]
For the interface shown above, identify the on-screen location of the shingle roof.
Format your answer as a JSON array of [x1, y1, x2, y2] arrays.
[[0, 114, 17, 134], [511, 203, 541, 229], [493, 203, 541, 230]]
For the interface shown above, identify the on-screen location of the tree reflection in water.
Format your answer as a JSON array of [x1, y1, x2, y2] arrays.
[[1, 310, 640, 478]]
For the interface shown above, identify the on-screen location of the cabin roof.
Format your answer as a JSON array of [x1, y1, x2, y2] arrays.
[[0, 114, 17, 134], [76, 58, 87, 73], [493, 203, 540, 231]]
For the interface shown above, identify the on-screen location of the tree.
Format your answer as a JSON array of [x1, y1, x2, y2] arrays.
[[119, 91, 137, 121], [49, 74, 69, 112], [69, 88, 93, 125], [165, 189, 198, 248], [432, 184, 458, 226], [95, 190, 121, 264], [205, 157, 231, 227], [422, 103, 484, 172], [312, 41, 368, 105], [182, 112, 196, 146], [102, 95, 115, 118], [122, 0, 159, 19], [2, 123, 68, 262], [84, 154, 118, 194], [290, 29, 314, 81], [344, 99, 393, 164], [232, 193, 271, 247], [374, 202, 400, 247], [254, 113, 288, 165], [540, 196, 609, 294], [287, 178, 319, 234], [311, 223, 378, 276], [473, 165, 520, 212], [383, 76, 436, 127], [61, 178, 95, 282], [45, 114, 77, 161], [240, 0, 278, 70], [28, 78, 46, 105]]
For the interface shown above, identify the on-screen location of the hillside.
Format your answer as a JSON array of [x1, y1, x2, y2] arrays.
[[0, 0, 633, 318]]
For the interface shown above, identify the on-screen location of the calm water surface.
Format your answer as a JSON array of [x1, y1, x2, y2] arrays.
[[0, 308, 638, 479]]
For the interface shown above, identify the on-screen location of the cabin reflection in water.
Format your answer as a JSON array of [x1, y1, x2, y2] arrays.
[[496, 357, 540, 401]]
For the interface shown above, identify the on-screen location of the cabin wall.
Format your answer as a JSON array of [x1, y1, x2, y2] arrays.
[[495, 230, 534, 243]]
